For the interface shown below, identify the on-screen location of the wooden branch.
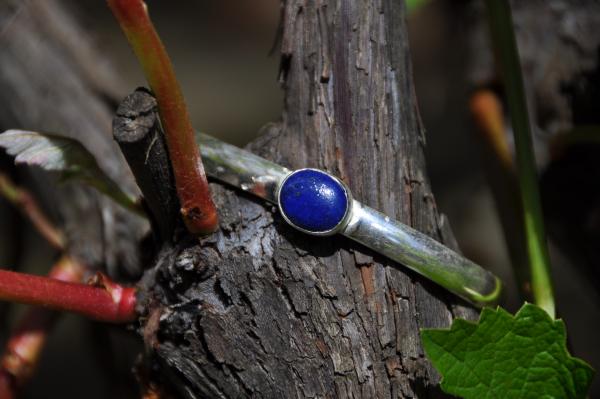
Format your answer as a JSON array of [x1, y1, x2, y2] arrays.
[[0, 269, 137, 323], [113, 88, 181, 243], [107, 0, 218, 235], [141, 1, 477, 397]]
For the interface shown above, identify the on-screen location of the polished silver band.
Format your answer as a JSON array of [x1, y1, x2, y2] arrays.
[[197, 132, 501, 306]]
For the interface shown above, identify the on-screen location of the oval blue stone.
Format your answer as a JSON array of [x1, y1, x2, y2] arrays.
[[279, 169, 348, 233]]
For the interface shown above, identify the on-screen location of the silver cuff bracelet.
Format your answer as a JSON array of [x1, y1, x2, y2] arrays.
[[198, 132, 502, 306]]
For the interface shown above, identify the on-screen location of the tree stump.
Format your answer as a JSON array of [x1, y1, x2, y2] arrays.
[[0, 0, 478, 397], [140, 1, 476, 397]]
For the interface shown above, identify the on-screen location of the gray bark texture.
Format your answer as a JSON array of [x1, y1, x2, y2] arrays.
[[139, 1, 477, 398], [0, 0, 479, 398]]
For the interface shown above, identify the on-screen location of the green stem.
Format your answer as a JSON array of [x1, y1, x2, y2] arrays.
[[485, 0, 555, 317], [470, 90, 530, 302]]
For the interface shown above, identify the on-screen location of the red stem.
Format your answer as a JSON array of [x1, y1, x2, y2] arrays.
[[0, 269, 136, 323], [470, 89, 513, 169], [107, 0, 218, 235], [0, 257, 83, 397], [0, 173, 65, 250], [0, 374, 14, 399]]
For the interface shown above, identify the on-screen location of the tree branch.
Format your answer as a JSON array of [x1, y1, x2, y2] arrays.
[[0, 256, 83, 398], [107, 0, 218, 235], [113, 88, 181, 243], [0, 269, 137, 323], [0, 173, 64, 251]]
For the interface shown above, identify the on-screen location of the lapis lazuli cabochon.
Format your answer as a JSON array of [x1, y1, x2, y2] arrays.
[[279, 169, 349, 233]]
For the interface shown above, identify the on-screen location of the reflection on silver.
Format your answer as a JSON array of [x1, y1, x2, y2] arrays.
[[197, 132, 288, 203], [343, 201, 500, 305], [198, 132, 501, 306]]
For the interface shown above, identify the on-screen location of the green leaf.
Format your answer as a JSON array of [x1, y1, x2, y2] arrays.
[[421, 304, 594, 399], [406, 0, 430, 14], [0, 129, 142, 215]]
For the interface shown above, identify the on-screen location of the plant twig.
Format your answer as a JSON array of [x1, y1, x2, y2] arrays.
[[107, 0, 218, 235], [0, 256, 83, 397], [0, 373, 14, 399], [470, 90, 513, 169], [470, 89, 531, 302], [0, 269, 137, 323], [0, 173, 64, 250], [0, 174, 72, 397], [113, 89, 181, 242], [485, 0, 555, 317]]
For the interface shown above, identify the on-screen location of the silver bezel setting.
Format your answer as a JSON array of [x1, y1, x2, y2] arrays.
[[276, 168, 353, 236]]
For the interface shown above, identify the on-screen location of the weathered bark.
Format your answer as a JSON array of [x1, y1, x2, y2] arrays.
[[0, 0, 479, 398], [139, 1, 476, 398], [113, 88, 182, 244]]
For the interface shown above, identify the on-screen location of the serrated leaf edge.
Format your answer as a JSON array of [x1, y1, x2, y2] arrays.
[[420, 303, 595, 399], [0, 129, 143, 216]]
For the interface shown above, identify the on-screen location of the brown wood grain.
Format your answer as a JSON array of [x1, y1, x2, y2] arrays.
[[0, 0, 480, 397], [143, 1, 476, 397]]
